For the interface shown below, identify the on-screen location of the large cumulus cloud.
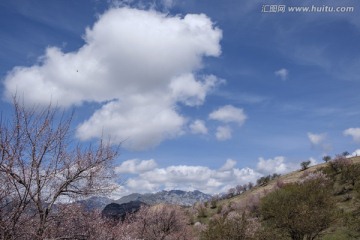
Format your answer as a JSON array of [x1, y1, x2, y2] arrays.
[[3, 7, 222, 150]]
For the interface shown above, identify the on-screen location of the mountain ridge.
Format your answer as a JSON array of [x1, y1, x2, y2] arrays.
[[78, 189, 212, 210], [115, 189, 212, 206]]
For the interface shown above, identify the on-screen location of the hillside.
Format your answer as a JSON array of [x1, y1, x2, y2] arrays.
[[192, 156, 360, 239], [219, 156, 360, 208], [71, 156, 360, 239]]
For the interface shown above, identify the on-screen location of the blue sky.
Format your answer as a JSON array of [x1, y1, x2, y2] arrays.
[[1, 0, 360, 197]]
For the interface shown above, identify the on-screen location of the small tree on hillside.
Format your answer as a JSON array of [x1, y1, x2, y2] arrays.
[[227, 188, 236, 198], [300, 160, 311, 171], [257, 175, 271, 186], [236, 184, 245, 195], [342, 151, 350, 157], [322, 155, 331, 163], [210, 195, 219, 209], [271, 173, 281, 180]]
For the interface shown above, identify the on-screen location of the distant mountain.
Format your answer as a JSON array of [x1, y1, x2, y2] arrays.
[[77, 190, 212, 210], [102, 201, 146, 221], [115, 190, 212, 206], [77, 196, 113, 210]]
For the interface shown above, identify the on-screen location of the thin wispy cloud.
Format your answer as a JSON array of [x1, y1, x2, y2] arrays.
[[307, 132, 326, 146], [215, 125, 232, 141], [115, 159, 158, 174], [219, 159, 237, 171], [189, 120, 208, 135], [344, 128, 360, 142], [209, 105, 247, 126], [307, 132, 332, 152], [274, 68, 289, 81]]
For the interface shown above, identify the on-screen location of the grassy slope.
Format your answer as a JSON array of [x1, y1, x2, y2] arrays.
[[226, 156, 360, 206], [195, 156, 360, 239]]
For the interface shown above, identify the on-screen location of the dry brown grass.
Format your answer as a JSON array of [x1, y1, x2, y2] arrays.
[[213, 156, 360, 216]]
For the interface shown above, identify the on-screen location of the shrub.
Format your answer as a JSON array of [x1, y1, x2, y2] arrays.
[[299, 170, 329, 184], [196, 203, 208, 218], [260, 178, 336, 240], [246, 194, 261, 215], [210, 196, 218, 209], [200, 212, 259, 240], [275, 179, 286, 189], [125, 204, 193, 240], [256, 175, 271, 186], [329, 156, 351, 174]]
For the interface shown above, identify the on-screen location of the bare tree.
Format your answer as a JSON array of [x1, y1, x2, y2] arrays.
[[210, 195, 219, 209], [126, 204, 193, 240], [0, 99, 118, 239], [227, 188, 236, 198], [235, 185, 245, 195], [45, 203, 104, 240], [247, 182, 254, 190], [201, 211, 260, 240]]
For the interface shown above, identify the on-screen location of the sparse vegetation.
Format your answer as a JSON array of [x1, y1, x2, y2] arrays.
[[192, 155, 360, 239], [256, 174, 281, 187]]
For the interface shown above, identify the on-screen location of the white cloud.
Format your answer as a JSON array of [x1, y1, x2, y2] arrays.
[[76, 98, 186, 150], [126, 178, 159, 193], [115, 159, 157, 174], [307, 132, 326, 145], [170, 74, 220, 107], [344, 128, 360, 142], [190, 119, 208, 135], [274, 68, 289, 80], [3, 7, 222, 151], [162, 0, 175, 9], [209, 105, 247, 125], [256, 156, 294, 175], [112, 158, 262, 196], [309, 157, 318, 166], [219, 159, 237, 171], [110, 0, 175, 10], [215, 125, 232, 141], [111, 156, 297, 197], [307, 132, 332, 152], [350, 149, 360, 157]]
